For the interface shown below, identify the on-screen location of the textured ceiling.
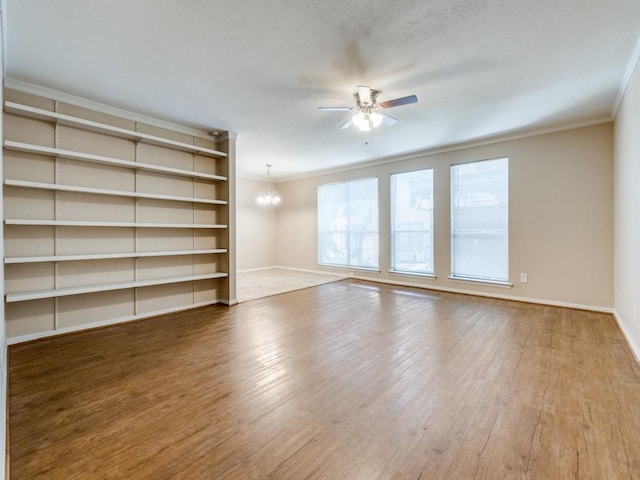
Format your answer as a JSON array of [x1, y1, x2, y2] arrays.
[[4, 0, 640, 180]]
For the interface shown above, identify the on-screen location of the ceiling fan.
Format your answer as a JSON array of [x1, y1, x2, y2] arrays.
[[318, 85, 418, 132]]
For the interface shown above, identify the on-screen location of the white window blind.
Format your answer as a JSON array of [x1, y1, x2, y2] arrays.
[[451, 158, 509, 282], [318, 177, 379, 269], [391, 169, 434, 275]]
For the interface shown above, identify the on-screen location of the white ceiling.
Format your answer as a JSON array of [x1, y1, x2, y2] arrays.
[[4, 1, 640, 180]]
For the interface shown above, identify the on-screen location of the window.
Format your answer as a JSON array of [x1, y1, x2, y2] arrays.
[[318, 177, 379, 269], [451, 158, 508, 282], [391, 169, 434, 275]]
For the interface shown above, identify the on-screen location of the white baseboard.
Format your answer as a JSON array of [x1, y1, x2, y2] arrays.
[[237, 266, 280, 273], [349, 274, 614, 313], [7, 300, 223, 345], [238, 265, 348, 278], [273, 265, 348, 278], [248, 266, 612, 313], [613, 309, 640, 364], [219, 298, 238, 306]]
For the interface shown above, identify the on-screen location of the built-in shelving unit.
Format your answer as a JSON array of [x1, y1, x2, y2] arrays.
[[3, 87, 236, 343]]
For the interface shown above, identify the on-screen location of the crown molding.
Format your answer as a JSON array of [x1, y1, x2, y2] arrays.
[[612, 31, 640, 118], [278, 117, 612, 183]]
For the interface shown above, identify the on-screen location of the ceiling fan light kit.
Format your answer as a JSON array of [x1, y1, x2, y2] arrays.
[[318, 85, 418, 131], [352, 110, 383, 132]]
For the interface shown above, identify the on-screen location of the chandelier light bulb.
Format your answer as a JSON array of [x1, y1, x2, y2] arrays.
[[256, 192, 268, 205]]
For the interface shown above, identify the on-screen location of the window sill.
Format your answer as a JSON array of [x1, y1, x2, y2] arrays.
[[448, 276, 513, 289], [389, 270, 436, 280]]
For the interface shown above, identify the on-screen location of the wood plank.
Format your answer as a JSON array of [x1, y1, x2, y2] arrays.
[[8, 280, 640, 479]]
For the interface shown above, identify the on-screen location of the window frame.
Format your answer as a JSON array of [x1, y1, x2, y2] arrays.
[[450, 157, 510, 285], [390, 168, 435, 277], [317, 177, 380, 271]]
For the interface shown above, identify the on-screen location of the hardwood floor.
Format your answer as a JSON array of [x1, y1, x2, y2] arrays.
[[8, 279, 640, 479]]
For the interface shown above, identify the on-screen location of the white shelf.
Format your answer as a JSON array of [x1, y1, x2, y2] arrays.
[[5, 219, 227, 229], [3, 141, 227, 182], [5, 272, 229, 303], [4, 102, 227, 158], [4, 249, 228, 264], [5, 179, 228, 205]]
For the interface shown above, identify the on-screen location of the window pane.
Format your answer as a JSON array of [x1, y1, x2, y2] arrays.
[[451, 158, 508, 282], [391, 169, 434, 274], [318, 177, 378, 269]]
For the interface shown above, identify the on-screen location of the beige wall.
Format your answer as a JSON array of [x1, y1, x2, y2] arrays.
[[236, 177, 278, 270], [614, 58, 640, 357], [276, 124, 614, 309]]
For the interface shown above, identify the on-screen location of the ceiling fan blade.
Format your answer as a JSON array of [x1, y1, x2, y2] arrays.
[[317, 107, 352, 111], [382, 113, 398, 126], [340, 118, 353, 129], [379, 95, 418, 109], [357, 85, 372, 105]]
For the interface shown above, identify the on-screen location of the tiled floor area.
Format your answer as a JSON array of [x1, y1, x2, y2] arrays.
[[236, 267, 346, 302]]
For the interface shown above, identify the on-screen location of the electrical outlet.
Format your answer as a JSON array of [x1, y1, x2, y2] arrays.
[[520, 273, 528, 283]]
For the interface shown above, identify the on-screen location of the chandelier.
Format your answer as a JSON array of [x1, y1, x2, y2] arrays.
[[256, 164, 281, 206]]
